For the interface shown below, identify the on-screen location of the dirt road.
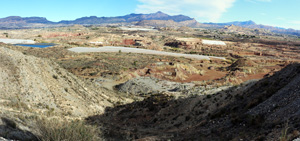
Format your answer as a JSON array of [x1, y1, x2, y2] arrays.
[[68, 46, 226, 60]]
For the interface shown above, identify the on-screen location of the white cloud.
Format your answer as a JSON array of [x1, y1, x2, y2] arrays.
[[273, 19, 300, 30], [289, 21, 300, 24], [135, 0, 236, 22]]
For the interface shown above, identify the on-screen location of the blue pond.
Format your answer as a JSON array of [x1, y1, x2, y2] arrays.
[[15, 43, 56, 48]]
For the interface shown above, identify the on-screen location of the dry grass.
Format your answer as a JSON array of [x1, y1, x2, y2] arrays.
[[280, 121, 290, 141], [37, 118, 100, 141]]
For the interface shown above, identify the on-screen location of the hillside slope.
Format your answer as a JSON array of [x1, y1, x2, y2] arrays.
[[87, 63, 300, 140], [0, 47, 123, 117]]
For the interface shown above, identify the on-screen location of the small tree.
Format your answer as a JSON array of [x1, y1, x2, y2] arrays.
[[3, 33, 8, 38]]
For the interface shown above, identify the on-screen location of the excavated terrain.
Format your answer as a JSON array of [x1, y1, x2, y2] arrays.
[[87, 63, 300, 140]]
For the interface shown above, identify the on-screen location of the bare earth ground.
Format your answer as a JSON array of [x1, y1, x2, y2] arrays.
[[1, 25, 300, 140]]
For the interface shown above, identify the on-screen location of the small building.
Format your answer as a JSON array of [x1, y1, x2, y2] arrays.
[[90, 41, 103, 45]]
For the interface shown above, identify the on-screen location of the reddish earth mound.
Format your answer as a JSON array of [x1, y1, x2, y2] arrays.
[[230, 58, 257, 68], [127, 62, 227, 83]]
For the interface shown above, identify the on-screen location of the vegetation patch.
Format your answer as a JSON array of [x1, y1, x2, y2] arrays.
[[37, 118, 100, 141]]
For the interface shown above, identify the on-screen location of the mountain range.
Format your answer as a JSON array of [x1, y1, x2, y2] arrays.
[[0, 11, 194, 26], [206, 20, 300, 36], [0, 11, 299, 36]]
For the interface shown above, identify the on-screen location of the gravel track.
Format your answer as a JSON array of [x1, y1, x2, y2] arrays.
[[68, 46, 226, 60], [0, 39, 35, 44]]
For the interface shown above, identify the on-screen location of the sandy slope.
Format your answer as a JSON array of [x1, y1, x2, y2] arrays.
[[0, 47, 125, 117]]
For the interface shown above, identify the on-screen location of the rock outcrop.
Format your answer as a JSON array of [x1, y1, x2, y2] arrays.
[[116, 77, 195, 95]]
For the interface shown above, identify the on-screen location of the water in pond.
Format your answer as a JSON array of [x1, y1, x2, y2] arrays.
[[15, 43, 56, 48]]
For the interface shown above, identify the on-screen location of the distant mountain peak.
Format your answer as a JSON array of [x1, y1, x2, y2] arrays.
[[5, 16, 22, 18], [0, 16, 52, 24], [205, 20, 257, 27], [228, 20, 257, 26], [149, 11, 169, 17], [155, 11, 167, 15], [2, 16, 22, 20], [244, 20, 256, 25]]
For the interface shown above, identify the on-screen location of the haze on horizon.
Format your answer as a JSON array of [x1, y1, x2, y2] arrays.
[[1, 0, 299, 30]]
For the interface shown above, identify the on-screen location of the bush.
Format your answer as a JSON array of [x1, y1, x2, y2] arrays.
[[37, 119, 100, 141], [52, 75, 58, 79]]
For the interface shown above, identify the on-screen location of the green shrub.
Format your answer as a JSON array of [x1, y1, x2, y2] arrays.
[[52, 75, 58, 79], [206, 95, 212, 99]]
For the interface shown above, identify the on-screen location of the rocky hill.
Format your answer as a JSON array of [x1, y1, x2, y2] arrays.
[[207, 20, 300, 36], [135, 19, 203, 27], [58, 16, 126, 25], [205, 20, 257, 27], [0, 16, 53, 24], [0, 46, 134, 120], [0, 47, 135, 140], [135, 20, 180, 27], [0, 47, 127, 117], [0, 16, 54, 29], [87, 63, 300, 140], [119, 11, 193, 22]]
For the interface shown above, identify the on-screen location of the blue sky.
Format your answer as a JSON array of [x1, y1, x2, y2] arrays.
[[1, 0, 299, 29]]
